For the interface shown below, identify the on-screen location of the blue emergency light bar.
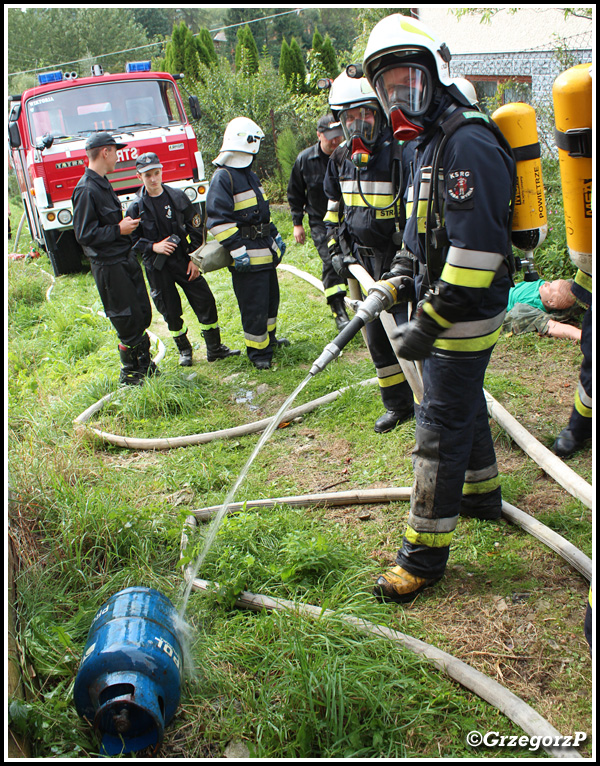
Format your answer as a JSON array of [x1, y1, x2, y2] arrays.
[[38, 70, 63, 85], [126, 61, 152, 73]]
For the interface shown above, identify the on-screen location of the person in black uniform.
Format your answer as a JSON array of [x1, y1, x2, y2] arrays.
[[126, 152, 239, 367], [287, 114, 350, 331], [72, 131, 154, 385], [323, 72, 415, 434], [362, 16, 516, 603], [206, 117, 288, 370]]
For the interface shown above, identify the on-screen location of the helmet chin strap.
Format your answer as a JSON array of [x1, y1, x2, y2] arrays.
[[390, 108, 424, 141]]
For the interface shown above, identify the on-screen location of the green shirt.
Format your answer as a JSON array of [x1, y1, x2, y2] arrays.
[[507, 279, 546, 313]]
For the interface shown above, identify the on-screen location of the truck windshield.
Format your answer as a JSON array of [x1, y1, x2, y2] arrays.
[[26, 78, 186, 143]]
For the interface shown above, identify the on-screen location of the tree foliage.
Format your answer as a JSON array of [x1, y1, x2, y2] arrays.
[[235, 25, 260, 76]]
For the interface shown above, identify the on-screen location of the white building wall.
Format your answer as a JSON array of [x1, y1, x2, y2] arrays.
[[414, 6, 593, 54]]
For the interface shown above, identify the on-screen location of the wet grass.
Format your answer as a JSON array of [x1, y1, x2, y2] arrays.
[[8, 204, 593, 758]]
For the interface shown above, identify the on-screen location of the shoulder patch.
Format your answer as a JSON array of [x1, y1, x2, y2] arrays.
[[191, 214, 202, 228], [447, 170, 474, 203]]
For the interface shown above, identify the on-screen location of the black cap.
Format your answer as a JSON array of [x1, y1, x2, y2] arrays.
[[317, 113, 343, 137], [135, 152, 163, 173], [85, 131, 127, 150]]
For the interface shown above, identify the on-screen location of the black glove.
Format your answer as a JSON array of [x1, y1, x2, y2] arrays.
[[332, 252, 360, 280], [395, 311, 442, 361], [380, 250, 416, 302]]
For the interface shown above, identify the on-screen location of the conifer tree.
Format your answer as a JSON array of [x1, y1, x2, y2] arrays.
[[320, 34, 340, 79], [288, 37, 306, 93], [279, 38, 292, 86], [198, 27, 217, 66], [235, 25, 259, 76], [164, 21, 188, 75]]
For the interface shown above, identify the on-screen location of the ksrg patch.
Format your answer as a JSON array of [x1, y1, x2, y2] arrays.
[[446, 169, 474, 208]]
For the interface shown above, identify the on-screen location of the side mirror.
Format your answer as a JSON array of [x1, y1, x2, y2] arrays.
[[8, 121, 21, 149], [188, 95, 201, 121]]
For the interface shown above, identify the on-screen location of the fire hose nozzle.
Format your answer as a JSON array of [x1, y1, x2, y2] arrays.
[[309, 277, 407, 377], [310, 341, 344, 377]]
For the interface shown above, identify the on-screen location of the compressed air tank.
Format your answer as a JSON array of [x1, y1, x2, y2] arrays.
[[552, 63, 593, 274], [73, 587, 183, 756], [492, 102, 548, 252]]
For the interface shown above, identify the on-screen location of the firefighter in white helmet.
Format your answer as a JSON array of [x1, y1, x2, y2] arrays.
[[363, 15, 516, 603], [323, 71, 415, 433], [206, 117, 288, 369]]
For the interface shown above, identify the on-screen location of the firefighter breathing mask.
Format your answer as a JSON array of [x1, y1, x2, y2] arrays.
[[373, 63, 433, 141], [338, 105, 383, 167]]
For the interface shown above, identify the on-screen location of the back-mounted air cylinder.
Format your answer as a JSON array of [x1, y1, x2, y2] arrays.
[[553, 63, 593, 274], [492, 102, 547, 252], [73, 587, 183, 756]]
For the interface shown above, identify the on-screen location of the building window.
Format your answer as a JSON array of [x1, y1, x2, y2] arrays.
[[468, 76, 533, 114]]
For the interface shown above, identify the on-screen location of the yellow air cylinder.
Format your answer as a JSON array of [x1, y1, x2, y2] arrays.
[[492, 102, 547, 252], [552, 63, 593, 274]]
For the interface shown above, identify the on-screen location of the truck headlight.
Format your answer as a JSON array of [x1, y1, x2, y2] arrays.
[[57, 209, 73, 225], [184, 187, 198, 202]]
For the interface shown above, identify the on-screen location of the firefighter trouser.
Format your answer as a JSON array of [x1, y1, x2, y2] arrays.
[[396, 349, 502, 580], [358, 253, 413, 413], [231, 267, 280, 364], [144, 252, 218, 338], [309, 219, 347, 303], [365, 304, 414, 412], [567, 304, 592, 442], [90, 252, 152, 348]]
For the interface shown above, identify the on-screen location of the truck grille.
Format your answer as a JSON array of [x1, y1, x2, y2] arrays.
[[108, 159, 138, 192]]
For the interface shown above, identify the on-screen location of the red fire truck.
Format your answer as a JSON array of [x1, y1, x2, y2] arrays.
[[8, 62, 208, 275]]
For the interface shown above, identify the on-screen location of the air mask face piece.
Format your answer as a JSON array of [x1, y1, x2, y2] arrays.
[[375, 63, 433, 141], [339, 104, 382, 166]]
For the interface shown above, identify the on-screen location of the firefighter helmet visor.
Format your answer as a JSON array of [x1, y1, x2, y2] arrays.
[[374, 63, 433, 119]]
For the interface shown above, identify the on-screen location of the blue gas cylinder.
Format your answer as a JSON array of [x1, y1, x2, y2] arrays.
[[73, 587, 183, 756]]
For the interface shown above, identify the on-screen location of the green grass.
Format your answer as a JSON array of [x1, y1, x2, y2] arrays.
[[8, 202, 593, 758]]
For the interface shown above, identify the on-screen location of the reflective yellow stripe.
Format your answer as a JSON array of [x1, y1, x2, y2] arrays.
[[324, 284, 347, 298], [574, 388, 592, 419], [244, 333, 270, 350], [378, 372, 407, 388], [234, 196, 258, 211], [343, 192, 395, 208], [405, 525, 454, 548], [575, 269, 592, 294], [462, 475, 501, 495], [324, 211, 340, 224], [434, 325, 502, 353], [441, 263, 497, 289], [211, 223, 238, 241], [423, 302, 453, 329]]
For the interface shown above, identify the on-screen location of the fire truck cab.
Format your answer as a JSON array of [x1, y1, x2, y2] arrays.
[[8, 62, 208, 276]]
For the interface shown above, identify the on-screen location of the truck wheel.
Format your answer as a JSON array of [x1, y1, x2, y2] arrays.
[[44, 229, 86, 276]]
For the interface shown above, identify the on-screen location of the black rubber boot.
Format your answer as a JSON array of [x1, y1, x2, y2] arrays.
[[374, 403, 414, 433], [552, 427, 590, 458], [118, 343, 142, 386], [202, 327, 241, 362], [174, 333, 193, 367], [329, 295, 350, 331], [136, 334, 159, 379]]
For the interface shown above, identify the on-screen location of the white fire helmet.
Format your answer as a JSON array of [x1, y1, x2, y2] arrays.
[[328, 71, 384, 148], [362, 15, 453, 140], [451, 77, 478, 106], [214, 117, 265, 168]]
